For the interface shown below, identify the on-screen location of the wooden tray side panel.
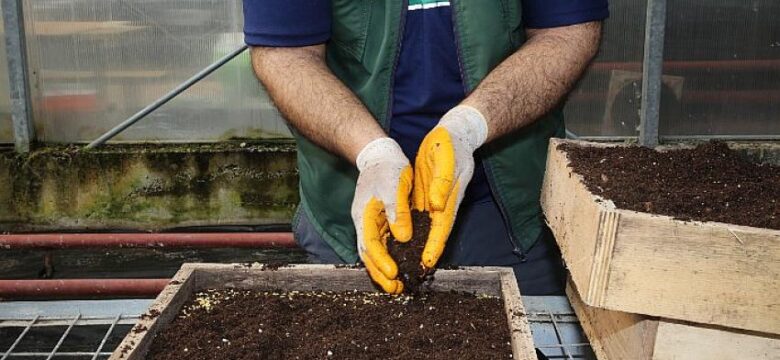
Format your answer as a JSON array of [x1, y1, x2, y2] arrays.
[[110, 267, 195, 360], [653, 321, 780, 360], [501, 271, 538, 360], [607, 211, 780, 334], [193, 264, 504, 296], [567, 280, 658, 360], [569, 280, 780, 360], [541, 138, 611, 306]]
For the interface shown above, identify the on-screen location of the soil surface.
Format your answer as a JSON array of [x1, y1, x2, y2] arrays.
[[145, 289, 512, 360], [561, 142, 780, 230], [387, 210, 432, 292]]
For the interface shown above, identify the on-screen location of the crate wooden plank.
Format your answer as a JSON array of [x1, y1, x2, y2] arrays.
[[109, 264, 536, 360], [541, 138, 780, 334], [567, 280, 780, 360], [116, 267, 195, 360]]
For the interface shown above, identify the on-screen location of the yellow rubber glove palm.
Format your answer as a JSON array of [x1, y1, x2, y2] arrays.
[[413, 105, 488, 269], [352, 138, 413, 294]]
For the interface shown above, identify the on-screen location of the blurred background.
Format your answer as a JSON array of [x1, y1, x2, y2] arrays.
[[0, 0, 777, 146]]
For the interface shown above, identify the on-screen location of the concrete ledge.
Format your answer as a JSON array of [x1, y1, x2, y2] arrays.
[[0, 142, 299, 232]]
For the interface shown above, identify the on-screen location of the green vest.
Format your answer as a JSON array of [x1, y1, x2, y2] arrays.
[[294, 0, 565, 263]]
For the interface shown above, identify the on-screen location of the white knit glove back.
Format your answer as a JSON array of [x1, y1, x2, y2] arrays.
[[351, 137, 413, 294]]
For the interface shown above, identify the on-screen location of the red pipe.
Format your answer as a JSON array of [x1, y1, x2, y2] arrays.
[[0, 279, 169, 298], [0, 232, 296, 250]]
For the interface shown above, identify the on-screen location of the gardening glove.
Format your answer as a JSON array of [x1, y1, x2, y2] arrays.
[[352, 137, 414, 294], [413, 105, 488, 269]]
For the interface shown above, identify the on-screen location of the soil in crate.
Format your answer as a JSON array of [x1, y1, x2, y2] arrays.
[[145, 289, 512, 360], [561, 141, 780, 230], [387, 210, 432, 293]]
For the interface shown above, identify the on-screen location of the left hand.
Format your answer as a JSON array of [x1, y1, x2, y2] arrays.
[[413, 105, 488, 269]]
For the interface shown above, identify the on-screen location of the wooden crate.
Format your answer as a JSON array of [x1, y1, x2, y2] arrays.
[[567, 280, 780, 360], [109, 264, 537, 360], [541, 138, 780, 334]]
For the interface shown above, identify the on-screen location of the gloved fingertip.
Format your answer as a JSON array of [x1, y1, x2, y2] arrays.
[[379, 260, 398, 280], [392, 281, 404, 295], [389, 220, 412, 243], [421, 249, 441, 269], [364, 256, 402, 294], [380, 280, 403, 295]]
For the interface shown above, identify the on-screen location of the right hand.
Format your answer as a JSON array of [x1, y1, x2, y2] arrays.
[[351, 137, 413, 294]]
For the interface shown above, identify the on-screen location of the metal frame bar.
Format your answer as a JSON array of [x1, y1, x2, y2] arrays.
[[0, 316, 38, 360], [548, 310, 575, 360], [91, 315, 121, 360], [661, 134, 780, 141], [85, 44, 249, 149], [1, 0, 34, 153], [568, 134, 780, 142], [638, 0, 667, 147], [45, 314, 80, 360]]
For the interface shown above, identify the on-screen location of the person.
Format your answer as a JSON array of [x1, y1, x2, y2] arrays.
[[243, 0, 608, 295]]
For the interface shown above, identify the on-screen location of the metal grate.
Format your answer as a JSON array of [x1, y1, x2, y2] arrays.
[[0, 300, 146, 359], [524, 296, 595, 359], [1, 297, 593, 359], [1, 314, 138, 359]]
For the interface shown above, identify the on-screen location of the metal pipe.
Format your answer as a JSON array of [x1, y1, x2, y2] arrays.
[[639, 0, 667, 148], [85, 44, 249, 149], [660, 134, 780, 141], [0, 232, 296, 249], [2, 0, 34, 153], [590, 59, 780, 72], [0, 279, 169, 298]]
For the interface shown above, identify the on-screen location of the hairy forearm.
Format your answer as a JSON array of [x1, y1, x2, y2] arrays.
[[250, 45, 386, 164], [462, 22, 602, 142]]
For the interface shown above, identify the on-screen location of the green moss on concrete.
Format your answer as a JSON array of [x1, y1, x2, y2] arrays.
[[0, 142, 299, 232], [219, 128, 291, 141]]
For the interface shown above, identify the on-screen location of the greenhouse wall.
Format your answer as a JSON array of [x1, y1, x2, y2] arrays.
[[563, 0, 647, 138], [660, 0, 780, 137], [1, 1, 778, 145], [0, 3, 13, 143], [20, 0, 289, 143]]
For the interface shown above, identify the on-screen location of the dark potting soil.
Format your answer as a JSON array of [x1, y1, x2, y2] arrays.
[[387, 210, 433, 293], [560, 141, 780, 230], [145, 289, 512, 360]]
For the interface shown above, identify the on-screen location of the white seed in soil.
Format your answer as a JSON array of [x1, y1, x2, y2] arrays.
[[327, 350, 333, 356]]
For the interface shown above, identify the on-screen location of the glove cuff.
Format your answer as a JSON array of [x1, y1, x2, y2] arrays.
[[439, 105, 488, 152], [356, 137, 406, 172]]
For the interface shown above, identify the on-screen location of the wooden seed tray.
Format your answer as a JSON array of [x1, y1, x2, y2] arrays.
[[567, 280, 780, 360], [109, 264, 537, 360], [541, 138, 780, 334]]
